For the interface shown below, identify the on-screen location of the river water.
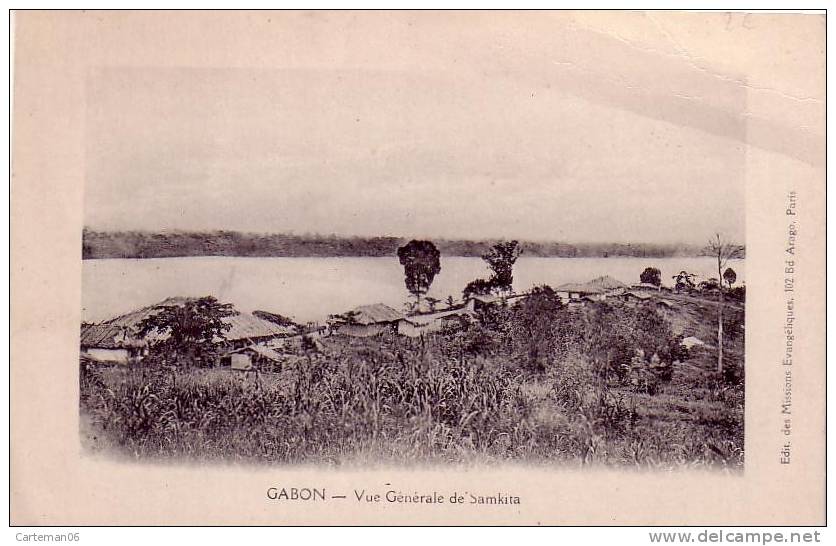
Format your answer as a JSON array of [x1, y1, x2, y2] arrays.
[[82, 256, 744, 324]]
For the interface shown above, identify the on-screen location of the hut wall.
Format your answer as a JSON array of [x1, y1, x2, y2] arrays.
[[336, 323, 390, 337], [230, 353, 253, 371], [85, 348, 130, 363]]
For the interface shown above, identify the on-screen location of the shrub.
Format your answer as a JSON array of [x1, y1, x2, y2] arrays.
[[509, 285, 564, 372], [462, 278, 495, 299], [640, 267, 662, 287], [727, 285, 746, 303]]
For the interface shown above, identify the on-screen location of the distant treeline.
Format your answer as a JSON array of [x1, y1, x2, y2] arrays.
[[82, 229, 728, 259]]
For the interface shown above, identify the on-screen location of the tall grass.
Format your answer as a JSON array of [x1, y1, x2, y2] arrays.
[[80, 298, 744, 469]]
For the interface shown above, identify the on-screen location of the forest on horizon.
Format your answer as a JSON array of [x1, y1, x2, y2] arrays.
[[81, 229, 737, 260]]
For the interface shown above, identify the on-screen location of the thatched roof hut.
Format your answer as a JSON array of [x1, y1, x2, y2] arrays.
[[80, 297, 295, 354], [329, 303, 404, 337], [336, 303, 404, 325]]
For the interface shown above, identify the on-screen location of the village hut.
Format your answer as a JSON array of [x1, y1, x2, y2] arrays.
[[221, 312, 296, 348], [221, 344, 285, 371], [397, 307, 475, 337], [79, 297, 295, 363], [555, 282, 604, 302], [459, 293, 528, 318], [80, 323, 141, 363], [464, 294, 503, 313], [329, 303, 404, 337], [586, 275, 628, 293], [555, 275, 628, 303], [79, 297, 193, 362]]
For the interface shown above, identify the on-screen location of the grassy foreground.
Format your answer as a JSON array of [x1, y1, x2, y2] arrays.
[[80, 292, 744, 469]]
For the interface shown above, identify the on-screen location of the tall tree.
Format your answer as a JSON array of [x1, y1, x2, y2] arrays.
[[705, 234, 745, 375], [397, 240, 442, 304], [482, 240, 522, 294]]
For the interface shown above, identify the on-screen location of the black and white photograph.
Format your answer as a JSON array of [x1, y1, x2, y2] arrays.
[[10, 9, 826, 527], [77, 10, 748, 470]]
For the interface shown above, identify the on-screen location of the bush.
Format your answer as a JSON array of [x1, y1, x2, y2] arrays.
[[727, 285, 746, 303], [639, 267, 662, 287], [509, 285, 564, 372]]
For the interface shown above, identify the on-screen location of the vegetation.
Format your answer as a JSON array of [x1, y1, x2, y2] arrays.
[[397, 240, 442, 305], [698, 278, 721, 292], [726, 285, 746, 303], [640, 267, 662, 287], [481, 240, 522, 294], [80, 289, 744, 470], [672, 270, 697, 292], [723, 267, 737, 289], [505, 285, 564, 372], [462, 278, 496, 299], [135, 297, 238, 367], [461, 240, 523, 298]]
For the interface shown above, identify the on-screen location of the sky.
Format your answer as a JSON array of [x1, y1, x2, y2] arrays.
[[82, 11, 824, 244]]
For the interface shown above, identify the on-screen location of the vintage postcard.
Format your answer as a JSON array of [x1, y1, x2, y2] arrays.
[[10, 10, 825, 526]]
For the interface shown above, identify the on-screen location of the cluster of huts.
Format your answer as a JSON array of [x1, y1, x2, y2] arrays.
[[80, 276, 675, 370], [325, 293, 531, 339], [324, 276, 674, 339], [555, 275, 674, 309]]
